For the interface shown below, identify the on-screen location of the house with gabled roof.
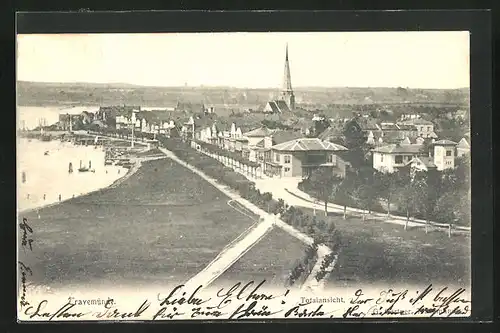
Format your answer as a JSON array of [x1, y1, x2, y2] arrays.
[[406, 156, 438, 173], [373, 138, 458, 173], [265, 137, 348, 178], [372, 143, 426, 173], [456, 137, 470, 157]]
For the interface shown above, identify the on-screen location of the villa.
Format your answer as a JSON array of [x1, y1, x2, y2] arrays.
[[264, 137, 348, 178], [373, 139, 458, 173]]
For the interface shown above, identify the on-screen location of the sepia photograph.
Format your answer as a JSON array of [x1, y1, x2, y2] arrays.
[[17, 30, 472, 321]]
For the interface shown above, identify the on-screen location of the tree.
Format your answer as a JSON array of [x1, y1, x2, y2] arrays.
[[374, 170, 405, 217], [352, 167, 379, 220], [413, 171, 439, 233], [313, 116, 330, 137], [333, 175, 356, 219], [395, 180, 418, 230], [308, 168, 344, 216]]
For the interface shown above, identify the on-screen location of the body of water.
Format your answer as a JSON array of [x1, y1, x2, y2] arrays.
[[18, 105, 100, 130], [17, 137, 128, 212]]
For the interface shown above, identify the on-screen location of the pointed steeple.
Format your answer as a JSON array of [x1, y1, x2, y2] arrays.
[[283, 43, 293, 92], [281, 43, 295, 111]]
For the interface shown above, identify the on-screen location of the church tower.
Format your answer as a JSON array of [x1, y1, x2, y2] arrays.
[[280, 44, 295, 110]]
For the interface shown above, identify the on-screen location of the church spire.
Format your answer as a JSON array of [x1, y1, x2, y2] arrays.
[[281, 43, 295, 110], [283, 43, 292, 92]]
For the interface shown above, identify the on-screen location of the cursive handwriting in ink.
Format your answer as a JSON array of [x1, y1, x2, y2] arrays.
[[20, 217, 34, 251], [350, 289, 373, 305], [284, 304, 325, 318], [409, 284, 433, 305], [24, 300, 90, 321], [213, 280, 274, 310], [93, 300, 151, 319], [342, 305, 366, 318], [18, 261, 32, 309], [228, 300, 280, 319], [413, 287, 470, 317], [158, 284, 210, 307], [433, 287, 469, 306], [152, 306, 184, 320], [191, 307, 225, 318]]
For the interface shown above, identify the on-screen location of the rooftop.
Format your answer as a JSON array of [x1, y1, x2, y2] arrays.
[[398, 118, 434, 126], [272, 137, 348, 152], [372, 143, 424, 154], [271, 130, 304, 145], [244, 126, 276, 138], [433, 139, 457, 146], [407, 156, 437, 168], [457, 137, 470, 148]]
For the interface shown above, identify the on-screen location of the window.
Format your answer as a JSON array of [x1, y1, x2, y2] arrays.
[[395, 155, 403, 164], [275, 153, 280, 163], [284, 155, 291, 164], [427, 126, 431, 132], [380, 154, 384, 162], [284, 167, 290, 172], [327, 154, 333, 163], [446, 150, 452, 157]]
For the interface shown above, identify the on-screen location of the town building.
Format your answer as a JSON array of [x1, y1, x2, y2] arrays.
[[400, 113, 422, 121], [319, 117, 419, 146], [242, 127, 276, 164], [372, 143, 426, 173], [406, 156, 437, 173], [373, 139, 458, 173], [263, 100, 291, 113], [430, 139, 457, 170], [96, 105, 140, 127], [398, 118, 437, 138], [262, 44, 295, 113], [175, 102, 206, 114], [264, 138, 348, 178], [456, 137, 470, 157], [181, 116, 195, 140]]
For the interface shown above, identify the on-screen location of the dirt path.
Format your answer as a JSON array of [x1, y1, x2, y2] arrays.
[[159, 147, 330, 291]]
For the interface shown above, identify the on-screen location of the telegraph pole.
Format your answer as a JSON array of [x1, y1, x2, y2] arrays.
[[131, 110, 136, 148]]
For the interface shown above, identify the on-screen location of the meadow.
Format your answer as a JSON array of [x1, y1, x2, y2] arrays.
[[19, 158, 255, 288]]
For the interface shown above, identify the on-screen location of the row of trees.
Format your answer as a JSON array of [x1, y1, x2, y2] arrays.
[[158, 138, 343, 282], [286, 242, 318, 287], [300, 156, 471, 230]]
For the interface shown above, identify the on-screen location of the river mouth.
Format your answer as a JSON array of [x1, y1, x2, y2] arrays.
[[17, 137, 128, 212]]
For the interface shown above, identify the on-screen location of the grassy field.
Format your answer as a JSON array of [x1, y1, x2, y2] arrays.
[[212, 227, 307, 288], [18, 158, 256, 288], [320, 212, 471, 288]]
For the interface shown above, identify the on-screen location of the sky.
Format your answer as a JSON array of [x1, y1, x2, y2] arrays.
[[16, 31, 470, 89]]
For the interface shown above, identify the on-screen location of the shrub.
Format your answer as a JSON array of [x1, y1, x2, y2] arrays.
[[314, 252, 337, 282]]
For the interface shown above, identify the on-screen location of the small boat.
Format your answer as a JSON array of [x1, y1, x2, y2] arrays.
[[44, 151, 49, 156], [78, 160, 89, 172]]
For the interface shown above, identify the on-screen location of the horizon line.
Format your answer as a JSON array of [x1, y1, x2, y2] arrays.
[[17, 80, 470, 91]]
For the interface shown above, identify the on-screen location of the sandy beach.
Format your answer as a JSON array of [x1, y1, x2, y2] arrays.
[[17, 137, 128, 212]]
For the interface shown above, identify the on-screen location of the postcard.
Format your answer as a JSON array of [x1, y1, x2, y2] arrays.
[[17, 30, 471, 321]]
